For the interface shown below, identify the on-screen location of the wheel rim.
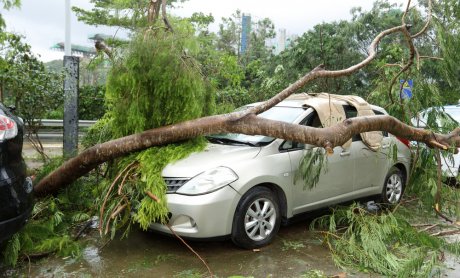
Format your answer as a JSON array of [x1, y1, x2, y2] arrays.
[[244, 197, 277, 241], [386, 173, 403, 204]]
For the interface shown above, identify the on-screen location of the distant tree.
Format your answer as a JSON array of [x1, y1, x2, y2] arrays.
[[0, 33, 63, 158], [216, 10, 242, 56], [217, 11, 276, 62], [0, 0, 20, 28], [432, 0, 460, 104], [242, 17, 276, 64], [73, 0, 185, 30]]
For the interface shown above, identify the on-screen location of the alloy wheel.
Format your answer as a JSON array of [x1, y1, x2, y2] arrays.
[[244, 197, 277, 241], [386, 173, 403, 204]]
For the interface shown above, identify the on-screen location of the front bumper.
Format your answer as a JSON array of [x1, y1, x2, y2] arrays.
[[0, 206, 32, 243], [0, 175, 33, 244], [150, 185, 240, 238]]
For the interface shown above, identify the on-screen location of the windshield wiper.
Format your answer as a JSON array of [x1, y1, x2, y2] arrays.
[[206, 136, 259, 147]]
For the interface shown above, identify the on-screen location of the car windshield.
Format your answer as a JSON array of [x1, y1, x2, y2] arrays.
[[207, 106, 305, 146]]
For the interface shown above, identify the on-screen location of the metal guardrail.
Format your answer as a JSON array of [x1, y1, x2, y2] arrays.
[[24, 119, 97, 140], [28, 119, 97, 128]]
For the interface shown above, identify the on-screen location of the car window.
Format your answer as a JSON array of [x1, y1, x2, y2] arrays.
[[280, 110, 321, 151], [343, 106, 362, 142], [373, 110, 388, 137], [302, 110, 322, 127], [342, 105, 387, 140]]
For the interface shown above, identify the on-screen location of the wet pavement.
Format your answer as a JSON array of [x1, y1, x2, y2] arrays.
[[5, 218, 460, 277], [4, 222, 350, 277]]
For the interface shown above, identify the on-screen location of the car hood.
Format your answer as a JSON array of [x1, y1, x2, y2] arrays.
[[162, 143, 261, 178]]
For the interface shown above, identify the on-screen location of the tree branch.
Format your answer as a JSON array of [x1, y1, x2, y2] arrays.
[[244, 24, 412, 117], [34, 2, 447, 196], [411, 0, 432, 39], [161, 0, 173, 32], [34, 113, 460, 196]]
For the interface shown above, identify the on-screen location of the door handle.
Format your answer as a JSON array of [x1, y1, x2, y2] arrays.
[[382, 144, 390, 149], [340, 151, 351, 157]]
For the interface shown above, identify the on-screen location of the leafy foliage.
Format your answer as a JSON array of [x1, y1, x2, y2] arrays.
[[312, 205, 459, 277], [43, 85, 106, 120], [432, 0, 460, 104], [0, 34, 63, 119], [2, 157, 98, 266], [0, 0, 20, 29], [82, 114, 114, 148], [295, 147, 328, 190], [87, 20, 214, 236], [106, 25, 212, 137], [72, 0, 186, 30], [98, 138, 206, 236], [0, 32, 63, 159], [78, 85, 106, 120]]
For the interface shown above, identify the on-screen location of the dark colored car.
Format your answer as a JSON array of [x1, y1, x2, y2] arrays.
[[0, 103, 33, 244]]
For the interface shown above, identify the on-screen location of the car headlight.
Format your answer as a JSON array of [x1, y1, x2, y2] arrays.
[[176, 167, 238, 195]]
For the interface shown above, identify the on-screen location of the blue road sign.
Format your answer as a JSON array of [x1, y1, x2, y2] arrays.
[[400, 79, 413, 99]]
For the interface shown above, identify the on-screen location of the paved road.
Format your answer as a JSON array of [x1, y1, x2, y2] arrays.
[[23, 138, 64, 169]]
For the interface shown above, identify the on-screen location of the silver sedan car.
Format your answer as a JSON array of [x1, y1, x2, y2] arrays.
[[150, 96, 411, 248]]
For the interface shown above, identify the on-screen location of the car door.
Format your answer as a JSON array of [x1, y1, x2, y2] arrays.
[[346, 107, 391, 193], [283, 110, 355, 215]]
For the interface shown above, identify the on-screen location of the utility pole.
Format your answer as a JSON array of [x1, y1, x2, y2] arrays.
[[65, 0, 71, 56], [63, 0, 79, 158]]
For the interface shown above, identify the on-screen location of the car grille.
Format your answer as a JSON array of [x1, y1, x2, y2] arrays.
[[164, 178, 189, 193]]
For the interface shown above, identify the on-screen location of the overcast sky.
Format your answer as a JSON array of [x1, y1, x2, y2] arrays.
[[2, 0, 406, 62]]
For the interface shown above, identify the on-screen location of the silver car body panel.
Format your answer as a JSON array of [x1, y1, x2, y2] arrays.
[[151, 101, 411, 238], [162, 144, 261, 178], [150, 185, 240, 237]]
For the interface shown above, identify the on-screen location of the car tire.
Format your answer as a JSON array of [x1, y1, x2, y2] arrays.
[[231, 186, 281, 249], [381, 167, 405, 205]]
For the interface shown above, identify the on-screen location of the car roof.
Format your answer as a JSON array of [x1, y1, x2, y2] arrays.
[[248, 93, 384, 112], [417, 105, 460, 115], [412, 105, 460, 127]]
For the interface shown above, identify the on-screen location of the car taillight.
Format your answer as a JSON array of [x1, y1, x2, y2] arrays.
[[0, 114, 18, 142], [397, 137, 410, 149]]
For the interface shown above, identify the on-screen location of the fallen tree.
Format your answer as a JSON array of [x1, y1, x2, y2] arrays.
[[34, 0, 459, 196]]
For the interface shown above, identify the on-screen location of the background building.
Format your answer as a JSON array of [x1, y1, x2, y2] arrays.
[[240, 14, 251, 54]]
